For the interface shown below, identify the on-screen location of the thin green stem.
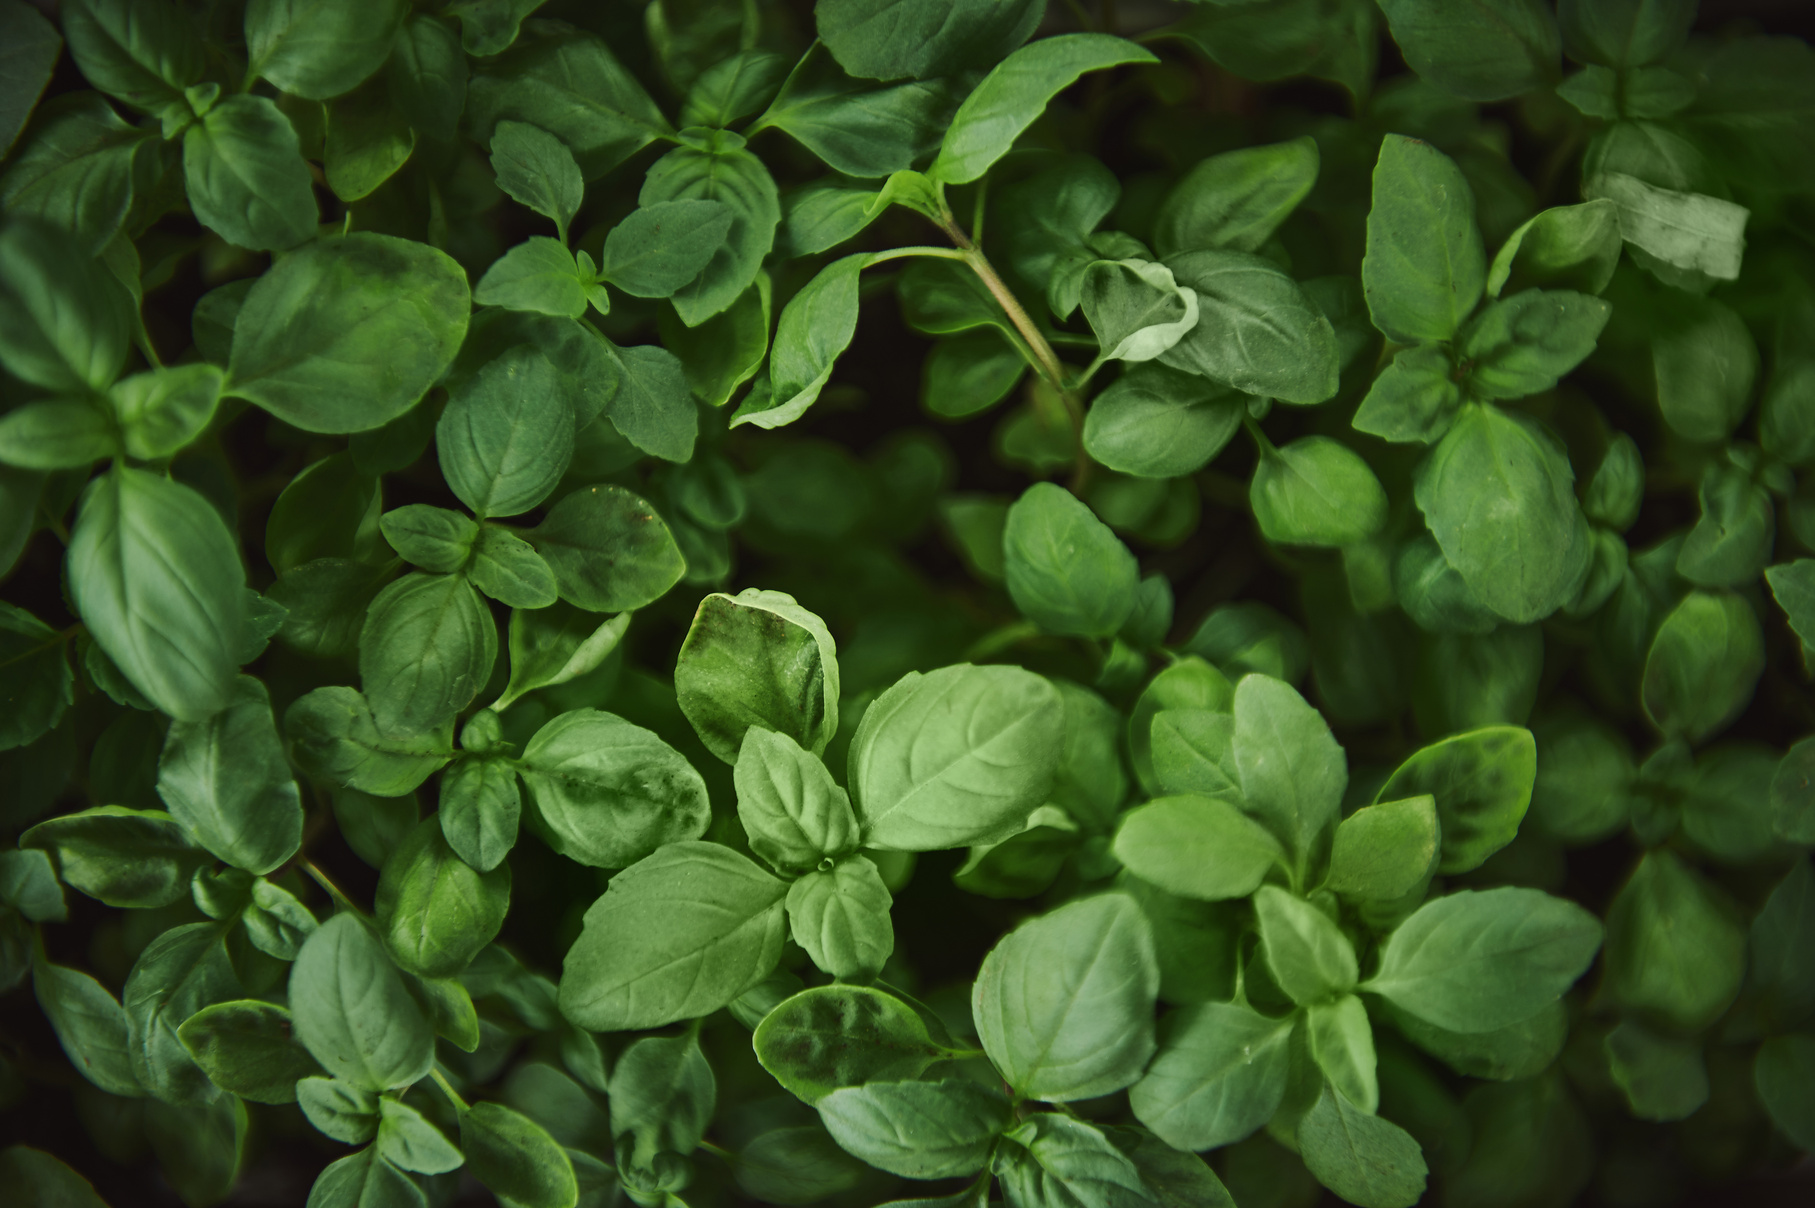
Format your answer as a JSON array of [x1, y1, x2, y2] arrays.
[[697, 1140, 735, 1162], [970, 176, 990, 246], [962, 620, 1041, 662], [864, 245, 970, 267], [1242, 413, 1278, 458], [429, 1067, 469, 1114], [1076, 353, 1110, 388], [302, 861, 360, 915]]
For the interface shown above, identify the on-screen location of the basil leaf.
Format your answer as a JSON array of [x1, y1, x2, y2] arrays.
[[290, 913, 435, 1092], [287, 686, 453, 797], [786, 855, 894, 982], [1376, 0, 1559, 101], [1600, 849, 1744, 1033], [601, 199, 734, 297], [1129, 1001, 1294, 1151], [0, 217, 132, 393], [1160, 249, 1340, 405], [931, 35, 1156, 185], [111, 363, 225, 460], [124, 919, 241, 1103], [1585, 172, 1748, 282], [1113, 795, 1285, 902], [178, 999, 323, 1104], [1375, 726, 1536, 875], [817, 0, 1042, 81], [1363, 134, 1484, 343], [22, 806, 203, 909], [557, 841, 788, 1032], [994, 1113, 1151, 1208], [156, 675, 303, 875], [495, 603, 629, 712], [461, 1101, 578, 1208], [752, 44, 959, 177], [1004, 482, 1140, 639], [755, 984, 949, 1104], [0, 0, 60, 156], [973, 893, 1159, 1101], [228, 233, 470, 434], [525, 485, 686, 613], [245, 0, 408, 101], [1154, 136, 1320, 257], [1309, 995, 1378, 1113], [1640, 590, 1765, 744], [359, 572, 497, 735], [1354, 344, 1463, 445], [297, 1076, 378, 1143], [640, 129, 779, 325], [33, 956, 142, 1097], [1325, 796, 1438, 902], [736, 726, 860, 874], [1296, 1081, 1427, 1208], [1486, 200, 1622, 298], [437, 345, 574, 518], [1081, 259, 1199, 364], [1362, 887, 1603, 1033], [518, 708, 711, 869], [732, 252, 864, 431], [1251, 436, 1389, 548], [376, 818, 510, 979], [849, 663, 1063, 851], [817, 1079, 1011, 1179], [488, 119, 584, 238], [181, 94, 317, 252], [1456, 289, 1611, 400], [472, 238, 587, 318]]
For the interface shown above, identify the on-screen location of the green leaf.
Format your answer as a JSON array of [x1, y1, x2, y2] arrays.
[[473, 238, 587, 318], [680, 48, 789, 128], [1457, 289, 1610, 400], [1413, 404, 1590, 624], [597, 340, 696, 463], [467, 527, 556, 609], [110, 363, 225, 460], [1649, 293, 1758, 444], [246, 0, 406, 99], [324, 78, 414, 202], [0, 400, 117, 471], [33, 957, 141, 1097], [973, 893, 1159, 1101], [601, 199, 735, 297], [359, 572, 497, 735], [376, 818, 509, 979], [488, 120, 583, 237], [1310, 994, 1378, 1113], [1376, 726, 1536, 875], [1584, 172, 1748, 282], [608, 1027, 716, 1161], [0, 93, 156, 257], [787, 855, 895, 982], [1326, 796, 1438, 902], [437, 755, 520, 873], [0, 848, 63, 922], [0, 604, 73, 752], [1154, 137, 1319, 257], [1677, 459, 1774, 589], [298, 1075, 379, 1143], [931, 35, 1156, 185], [1487, 200, 1622, 298], [736, 726, 860, 874], [268, 453, 382, 575], [817, 0, 1043, 81], [1601, 849, 1744, 1033], [1558, 0, 1694, 68], [994, 1113, 1150, 1208], [752, 44, 959, 178], [525, 485, 686, 613], [1296, 1082, 1427, 1208], [307, 1148, 425, 1208], [1751, 858, 1815, 1033], [1363, 135, 1484, 343], [659, 272, 771, 407], [1354, 343, 1463, 445], [462, 1101, 578, 1208], [1604, 1019, 1708, 1122], [376, 1097, 463, 1175], [437, 345, 574, 518], [1385, 996, 1566, 1083], [0, 1146, 110, 1208], [1112, 795, 1285, 902], [732, 252, 864, 431], [1756, 1033, 1815, 1152], [123, 919, 241, 1103], [0, 1, 61, 156], [849, 663, 1063, 851], [182, 94, 317, 251], [1363, 887, 1603, 1033], [287, 686, 453, 797], [1082, 362, 1244, 479], [178, 999, 323, 1104], [1081, 259, 1200, 364], [1004, 482, 1140, 639], [496, 603, 629, 712], [640, 129, 778, 325], [228, 233, 470, 434], [1159, 250, 1340, 405], [0, 218, 132, 393], [467, 25, 670, 180], [1376, 0, 1558, 101], [733, 1124, 867, 1206], [68, 467, 245, 722], [1251, 436, 1389, 548], [558, 841, 788, 1031], [518, 708, 711, 869], [817, 1079, 1011, 1179], [1129, 1001, 1294, 1151], [755, 983, 950, 1104], [1231, 673, 1344, 874], [1254, 885, 1357, 1005], [22, 806, 203, 909], [1640, 590, 1764, 744], [290, 913, 435, 1092], [155, 675, 301, 874]]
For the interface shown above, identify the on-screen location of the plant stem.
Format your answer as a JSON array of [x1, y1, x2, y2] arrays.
[[429, 1067, 469, 1113], [863, 245, 970, 267], [302, 860, 360, 915], [697, 1140, 735, 1162]]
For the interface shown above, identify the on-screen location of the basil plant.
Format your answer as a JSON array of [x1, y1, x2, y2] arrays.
[[1, 0, 1813, 1206]]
